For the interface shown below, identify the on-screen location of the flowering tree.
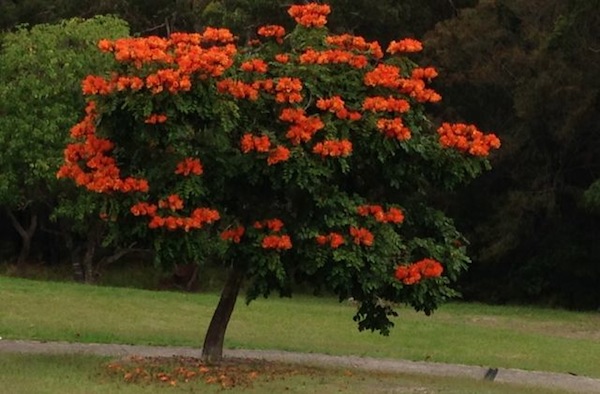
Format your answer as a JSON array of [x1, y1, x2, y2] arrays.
[[58, 3, 500, 361]]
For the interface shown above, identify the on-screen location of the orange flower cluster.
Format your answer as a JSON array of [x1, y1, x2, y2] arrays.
[[387, 38, 423, 54], [253, 218, 285, 232], [240, 134, 290, 165], [357, 205, 404, 224], [198, 27, 236, 44], [274, 53, 290, 63], [437, 123, 501, 157], [315, 232, 345, 248], [174, 44, 237, 77], [313, 139, 353, 157], [69, 101, 97, 138], [98, 36, 171, 68], [130, 202, 158, 216], [240, 133, 271, 153], [316, 96, 362, 121], [158, 194, 184, 211], [398, 79, 441, 103], [145, 69, 192, 94], [349, 226, 374, 247], [267, 146, 291, 165], [257, 25, 286, 44], [175, 158, 203, 176], [147, 207, 220, 231], [115, 76, 145, 91], [220, 226, 245, 243], [411, 67, 438, 81], [299, 49, 368, 69], [91, 32, 238, 96], [261, 235, 292, 250], [81, 75, 113, 95], [275, 77, 303, 103], [394, 258, 443, 285], [362, 96, 410, 113], [58, 102, 149, 194], [217, 79, 260, 100], [363, 64, 440, 103], [145, 114, 167, 124], [279, 108, 325, 145], [287, 3, 331, 28], [363, 64, 401, 89], [240, 58, 268, 73], [376, 118, 411, 141], [325, 34, 383, 59]]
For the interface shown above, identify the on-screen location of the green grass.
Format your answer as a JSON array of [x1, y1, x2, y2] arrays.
[[0, 353, 570, 394], [1, 276, 599, 378]]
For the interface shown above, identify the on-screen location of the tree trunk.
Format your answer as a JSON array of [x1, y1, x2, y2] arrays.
[[6, 208, 38, 269], [201, 267, 244, 363], [81, 223, 103, 284]]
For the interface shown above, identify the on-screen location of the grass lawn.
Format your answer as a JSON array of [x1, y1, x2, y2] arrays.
[[1, 276, 599, 378], [0, 353, 570, 394]]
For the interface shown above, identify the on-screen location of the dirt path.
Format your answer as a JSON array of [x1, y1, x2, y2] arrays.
[[1, 339, 600, 393]]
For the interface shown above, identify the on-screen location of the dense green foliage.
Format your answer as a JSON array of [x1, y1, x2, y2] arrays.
[[0, 0, 599, 310], [422, 0, 600, 307], [0, 16, 130, 268]]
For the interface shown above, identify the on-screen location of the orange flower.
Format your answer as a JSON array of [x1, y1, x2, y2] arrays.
[[81, 75, 113, 95], [257, 25, 286, 43], [145, 114, 168, 124], [175, 158, 203, 176], [287, 3, 331, 28], [267, 146, 291, 165], [411, 67, 438, 81], [275, 77, 303, 103], [274, 53, 290, 63], [363, 64, 401, 89], [376, 118, 411, 141], [315, 232, 345, 248], [159, 194, 184, 211], [395, 258, 443, 285], [130, 202, 158, 217], [261, 235, 292, 250], [349, 226, 374, 246], [316, 96, 350, 119], [220, 226, 245, 243], [415, 258, 444, 278], [299, 48, 367, 69], [280, 108, 324, 145], [200, 27, 236, 44], [387, 38, 423, 54], [394, 264, 421, 285], [313, 139, 352, 157], [265, 218, 284, 232], [437, 123, 500, 157], [325, 34, 383, 59], [217, 79, 260, 100], [97, 39, 113, 52], [362, 96, 410, 113], [254, 135, 272, 153], [385, 207, 404, 224], [240, 134, 272, 153], [240, 58, 269, 73]]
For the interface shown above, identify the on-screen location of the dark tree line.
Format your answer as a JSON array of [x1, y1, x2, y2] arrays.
[[1, 0, 598, 308]]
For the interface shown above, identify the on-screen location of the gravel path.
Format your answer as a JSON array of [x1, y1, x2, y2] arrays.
[[1, 339, 600, 392]]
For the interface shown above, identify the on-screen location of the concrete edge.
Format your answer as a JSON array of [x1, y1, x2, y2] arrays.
[[1, 340, 599, 393]]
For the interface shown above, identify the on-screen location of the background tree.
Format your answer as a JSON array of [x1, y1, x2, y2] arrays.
[[423, 0, 600, 307], [0, 16, 130, 271], [0, 0, 210, 34], [58, 3, 499, 360]]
